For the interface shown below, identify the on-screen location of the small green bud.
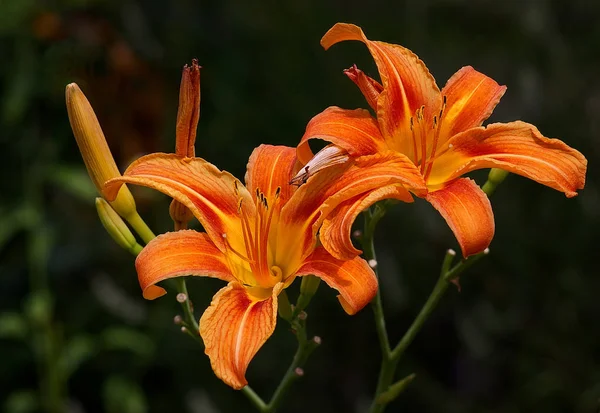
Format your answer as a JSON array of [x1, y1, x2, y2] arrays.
[[95, 198, 141, 254], [277, 290, 293, 321], [300, 274, 321, 297]]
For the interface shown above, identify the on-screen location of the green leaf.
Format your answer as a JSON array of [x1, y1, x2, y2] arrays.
[[60, 335, 97, 377], [103, 377, 147, 413], [50, 167, 97, 203], [0, 312, 28, 340], [3, 390, 38, 413], [376, 373, 416, 405], [102, 327, 155, 358]]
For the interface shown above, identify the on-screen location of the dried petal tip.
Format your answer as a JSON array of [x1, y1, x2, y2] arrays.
[[66, 83, 136, 218], [175, 60, 201, 157]]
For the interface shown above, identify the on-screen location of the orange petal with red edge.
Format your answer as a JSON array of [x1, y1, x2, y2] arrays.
[[297, 107, 384, 165], [429, 121, 587, 197], [136, 230, 233, 300], [344, 64, 383, 110], [103, 153, 254, 251], [200, 282, 283, 389], [321, 185, 413, 260], [321, 23, 441, 154], [297, 247, 377, 315], [245, 145, 298, 211], [279, 151, 426, 264], [426, 178, 494, 257], [440, 66, 506, 144]]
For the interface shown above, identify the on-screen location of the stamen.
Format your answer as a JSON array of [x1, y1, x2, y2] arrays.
[[275, 186, 281, 199], [424, 95, 448, 182], [410, 116, 419, 166], [222, 233, 253, 263], [418, 106, 427, 173]]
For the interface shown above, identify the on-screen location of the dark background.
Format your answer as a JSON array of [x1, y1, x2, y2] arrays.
[[1, 0, 599, 412]]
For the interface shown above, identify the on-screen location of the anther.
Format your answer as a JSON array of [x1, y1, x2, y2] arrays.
[[448, 144, 453, 149], [176, 293, 187, 303], [410, 117, 414, 131], [313, 336, 322, 345], [275, 186, 281, 198], [368, 259, 378, 269], [174, 315, 183, 325], [298, 311, 307, 320], [294, 367, 304, 377], [181, 326, 188, 334]]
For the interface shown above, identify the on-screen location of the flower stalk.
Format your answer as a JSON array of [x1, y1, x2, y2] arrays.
[[363, 172, 503, 413]]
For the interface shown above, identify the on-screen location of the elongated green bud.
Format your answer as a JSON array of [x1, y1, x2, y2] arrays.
[[296, 275, 321, 312], [95, 198, 142, 255], [277, 290, 293, 321]]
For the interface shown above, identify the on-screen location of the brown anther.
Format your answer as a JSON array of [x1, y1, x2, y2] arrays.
[[275, 186, 281, 198]]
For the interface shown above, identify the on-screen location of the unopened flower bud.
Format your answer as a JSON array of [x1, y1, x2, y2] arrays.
[[277, 291, 293, 321], [95, 198, 140, 254], [169, 199, 194, 229], [175, 59, 201, 157], [300, 274, 320, 297], [66, 83, 136, 219]]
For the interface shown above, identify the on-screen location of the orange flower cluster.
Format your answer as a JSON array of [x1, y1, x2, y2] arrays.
[[67, 23, 587, 390]]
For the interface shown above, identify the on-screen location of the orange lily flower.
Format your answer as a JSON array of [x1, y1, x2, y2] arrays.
[[101, 144, 418, 389], [296, 23, 587, 258]]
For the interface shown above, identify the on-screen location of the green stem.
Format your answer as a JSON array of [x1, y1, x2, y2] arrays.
[[241, 386, 268, 412], [176, 278, 199, 332], [264, 319, 320, 412], [125, 211, 156, 244], [364, 197, 494, 412]]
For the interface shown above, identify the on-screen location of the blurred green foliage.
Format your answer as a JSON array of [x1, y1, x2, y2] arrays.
[[1, 0, 599, 412]]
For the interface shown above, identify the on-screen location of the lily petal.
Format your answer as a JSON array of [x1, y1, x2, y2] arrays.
[[279, 151, 426, 266], [297, 246, 377, 315], [245, 145, 298, 211], [429, 121, 587, 197], [135, 230, 234, 299], [426, 178, 494, 257], [344, 64, 383, 110], [297, 107, 384, 165], [321, 23, 441, 155], [104, 153, 254, 251], [200, 282, 283, 389], [440, 66, 506, 143], [321, 184, 414, 260]]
